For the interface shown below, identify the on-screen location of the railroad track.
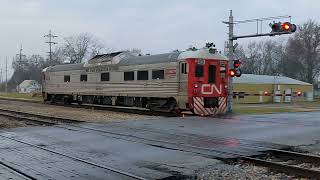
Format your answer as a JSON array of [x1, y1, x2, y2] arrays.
[[60, 123, 320, 179], [0, 161, 37, 180], [0, 108, 320, 179], [0, 133, 149, 180], [0, 98, 187, 117]]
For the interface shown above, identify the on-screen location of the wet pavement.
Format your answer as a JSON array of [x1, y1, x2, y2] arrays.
[[1, 111, 320, 179]]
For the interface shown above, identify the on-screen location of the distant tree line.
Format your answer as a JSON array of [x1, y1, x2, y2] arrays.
[[236, 20, 320, 84], [7, 33, 142, 91]]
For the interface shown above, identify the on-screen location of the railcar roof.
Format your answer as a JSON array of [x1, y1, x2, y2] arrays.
[[44, 63, 84, 72], [118, 52, 180, 65], [43, 48, 228, 72]]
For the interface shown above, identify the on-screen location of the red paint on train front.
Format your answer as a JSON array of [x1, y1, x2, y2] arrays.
[[186, 58, 229, 116]]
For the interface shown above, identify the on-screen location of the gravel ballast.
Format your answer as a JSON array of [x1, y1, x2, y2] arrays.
[[0, 99, 156, 122]]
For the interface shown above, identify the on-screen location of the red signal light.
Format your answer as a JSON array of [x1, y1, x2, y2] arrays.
[[297, 91, 302, 96], [229, 69, 236, 77], [270, 22, 296, 33], [271, 23, 281, 32], [234, 60, 241, 68], [282, 23, 290, 31], [264, 91, 269, 96]]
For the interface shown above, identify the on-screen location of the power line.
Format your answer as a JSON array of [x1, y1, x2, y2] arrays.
[[44, 30, 58, 65]]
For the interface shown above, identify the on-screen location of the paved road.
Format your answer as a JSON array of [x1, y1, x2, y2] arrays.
[[1, 111, 320, 179]]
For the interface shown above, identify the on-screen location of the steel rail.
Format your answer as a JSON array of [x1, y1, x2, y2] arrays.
[[0, 134, 149, 180], [0, 161, 37, 180], [1, 107, 320, 178]]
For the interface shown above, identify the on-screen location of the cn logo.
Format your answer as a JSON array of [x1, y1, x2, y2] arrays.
[[201, 84, 222, 95]]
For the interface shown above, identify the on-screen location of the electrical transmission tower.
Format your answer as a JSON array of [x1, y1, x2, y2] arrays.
[[44, 30, 58, 65], [16, 45, 26, 64]]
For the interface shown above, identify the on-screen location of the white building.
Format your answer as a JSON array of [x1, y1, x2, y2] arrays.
[[17, 80, 41, 93]]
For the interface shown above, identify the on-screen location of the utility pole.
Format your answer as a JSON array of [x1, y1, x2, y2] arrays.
[[5, 57, 7, 93], [223, 11, 295, 113], [44, 30, 58, 65], [0, 68, 2, 84], [227, 10, 234, 113]]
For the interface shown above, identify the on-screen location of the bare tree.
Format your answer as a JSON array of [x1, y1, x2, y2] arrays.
[[283, 20, 320, 83], [9, 55, 48, 90], [50, 47, 65, 65], [62, 33, 106, 63], [238, 40, 284, 75]]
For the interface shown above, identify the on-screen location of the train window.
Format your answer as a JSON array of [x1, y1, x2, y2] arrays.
[[137, 71, 149, 80], [208, 65, 216, 83], [80, 74, 87, 82], [64, 75, 70, 82], [101, 73, 110, 81], [195, 64, 204, 77], [152, 70, 164, 79], [181, 63, 187, 74], [124, 71, 134, 81]]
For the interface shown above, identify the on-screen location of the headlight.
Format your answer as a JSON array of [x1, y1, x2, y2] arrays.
[[194, 84, 199, 88]]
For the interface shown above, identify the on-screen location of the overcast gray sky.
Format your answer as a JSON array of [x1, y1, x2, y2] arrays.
[[0, 0, 319, 76]]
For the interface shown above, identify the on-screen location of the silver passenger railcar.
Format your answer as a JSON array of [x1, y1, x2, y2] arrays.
[[42, 47, 229, 116]]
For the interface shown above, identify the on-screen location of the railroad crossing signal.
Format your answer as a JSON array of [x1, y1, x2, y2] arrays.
[[223, 11, 296, 114], [229, 59, 242, 77], [270, 22, 297, 33]]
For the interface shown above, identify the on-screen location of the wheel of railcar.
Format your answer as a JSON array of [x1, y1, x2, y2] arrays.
[[63, 96, 71, 105], [168, 98, 181, 115], [50, 95, 56, 104]]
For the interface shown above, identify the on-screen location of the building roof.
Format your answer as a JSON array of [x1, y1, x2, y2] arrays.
[[233, 74, 312, 85], [18, 80, 40, 88]]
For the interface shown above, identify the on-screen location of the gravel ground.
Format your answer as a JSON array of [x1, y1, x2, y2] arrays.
[[0, 99, 156, 122], [0, 116, 29, 129], [196, 162, 307, 180]]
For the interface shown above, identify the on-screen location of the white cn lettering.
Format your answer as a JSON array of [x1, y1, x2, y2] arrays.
[[201, 84, 222, 95]]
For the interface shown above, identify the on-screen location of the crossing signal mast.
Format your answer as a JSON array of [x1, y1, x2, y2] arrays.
[[223, 10, 296, 113]]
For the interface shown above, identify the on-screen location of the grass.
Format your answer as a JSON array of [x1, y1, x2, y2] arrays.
[[233, 99, 320, 115], [233, 106, 297, 115], [0, 92, 42, 102]]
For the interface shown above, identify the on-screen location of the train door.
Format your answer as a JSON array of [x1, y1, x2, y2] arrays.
[[206, 60, 228, 114], [177, 61, 189, 109]]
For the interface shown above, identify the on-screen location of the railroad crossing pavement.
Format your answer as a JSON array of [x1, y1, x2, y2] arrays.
[[1, 111, 320, 179]]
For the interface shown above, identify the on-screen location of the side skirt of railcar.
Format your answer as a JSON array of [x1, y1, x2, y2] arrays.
[[44, 93, 182, 113]]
